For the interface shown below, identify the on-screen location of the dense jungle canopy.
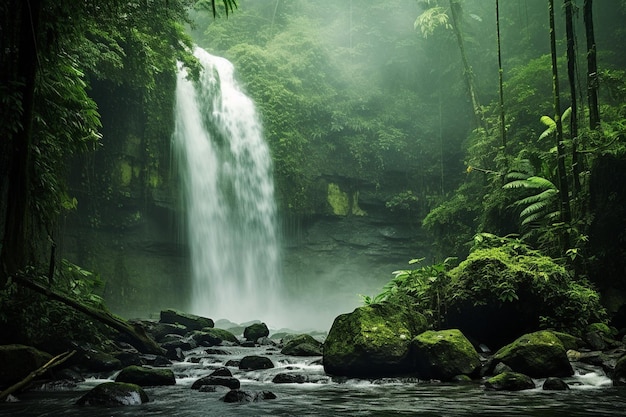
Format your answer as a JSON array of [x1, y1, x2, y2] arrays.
[[1, 0, 626, 344]]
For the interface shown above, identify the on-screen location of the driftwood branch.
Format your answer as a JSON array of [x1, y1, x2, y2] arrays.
[[0, 350, 75, 402], [12, 274, 164, 356]]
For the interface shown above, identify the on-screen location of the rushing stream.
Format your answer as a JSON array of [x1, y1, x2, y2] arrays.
[[173, 47, 283, 326], [4, 343, 626, 416]]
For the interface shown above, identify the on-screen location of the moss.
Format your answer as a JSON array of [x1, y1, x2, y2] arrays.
[[117, 159, 134, 187], [485, 371, 535, 391], [412, 329, 481, 380], [351, 191, 367, 216], [327, 183, 350, 216]]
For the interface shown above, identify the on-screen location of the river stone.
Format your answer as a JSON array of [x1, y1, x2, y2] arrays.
[[281, 334, 323, 356], [243, 323, 269, 342], [191, 375, 240, 390], [115, 365, 176, 386], [149, 323, 188, 342], [159, 309, 214, 332], [239, 355, 274, 370], [77, 349, 123, 373], [323, 304, 427, 377], [272, 373, 308, 384], [0, 345, 52, 385], [210, 366, 233, 377], [412, 329, 481, 381], [543, 377, 570, 390], [484, 371, 535, 391], [222, 389, 255, 403], [190, 328, 239, 346], [76, 382, 149, 406], [493, 330, 573, 378], [611, 355, 626, 386]]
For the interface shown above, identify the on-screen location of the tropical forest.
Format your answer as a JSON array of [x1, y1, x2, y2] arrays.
[[2, 0, 626, 415]]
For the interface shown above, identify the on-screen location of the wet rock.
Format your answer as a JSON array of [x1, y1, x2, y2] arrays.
[[191, 375, 240, 390], [76, 348, 123, 373], [225, 359, 240, 367], [239, 355, 274, 370], [484, 371, 535, 391], [543, 377, 570, 390], [114, 351, 145, 367], [159, 309, 214, 332], [209, 367, 233, 377], [323, 304, 427, 377], [254, 390, 277, 401], [0, 345, 52, 385], [272, 373, 308, 384], [152, 355, 174, 367], [281, 334, 323, 356], [257, 337, 277, 346], [241, 341, 256, 347], [611, 354, 626, 386], [149, 323, 188, 342], [76, 382, 149, 406], [199, 385, 217, 392], [492, 330, 573, 378], [161, 337, 196, 352], [205, 348, 230, 355], [115, 365, 176, 386], [412, 329, 481, 381], [190, 328, 239, 346], [222, 389, 254, 403], [165, 347, 185, 362], [243, 323, 269, 342]]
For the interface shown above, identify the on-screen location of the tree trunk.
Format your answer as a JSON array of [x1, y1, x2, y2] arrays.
[[496, 0, 506, 150], [584, 0, 601, 130], [548, 0, 571, 251], [449, 0, 484, 129], [1, 0, 42, 285], [564, 0, 581, 195]]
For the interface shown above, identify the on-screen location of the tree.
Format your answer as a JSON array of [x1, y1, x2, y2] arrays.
[[583, 0, 601, 130]]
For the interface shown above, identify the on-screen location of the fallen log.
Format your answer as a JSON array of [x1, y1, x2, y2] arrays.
[[0, 350, 75, 402], [12, 274, 164, 356]]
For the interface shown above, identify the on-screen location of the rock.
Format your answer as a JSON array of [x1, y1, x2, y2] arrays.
[[152, 355, 174, 367], [114, 351, 145, 367], [165, 347, 185, 362], [492, 361, 513, 376], [243, 323, 269, 342], [254, 390, 277, 401], [209, 367, 232, 377], [190, 328, 239, 346], [492, 330, 573, 378], [114, 365, 176, 386], [76, 382, 149, 406], [161, 338, 196, 352], [323, 304, 427, 377], [257, 337, 277, 346], [543, 377, 570, 390], [225, 359, 240, 367], [412, 329, 481, 381], [239, 355, 274, 370], [222, 389, 254, 403], [584, 331, 607, 351], [272, 373, 308, 384], [159, 309, 214, 332], [484, 371, 535, 391], [281, 334, 323, 356], [191, 376, 240, 390], [76, 349, 123, 373], [611, 355, 626, 386], [149, 323, 188, 342], [198, 385, 217, 392], [0, 345, 52, 385]]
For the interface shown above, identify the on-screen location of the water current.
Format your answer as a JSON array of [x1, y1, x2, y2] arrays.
[[4, 343, 626, 417]]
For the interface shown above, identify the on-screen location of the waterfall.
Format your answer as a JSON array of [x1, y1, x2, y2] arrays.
[[173, 47, 282, 326]]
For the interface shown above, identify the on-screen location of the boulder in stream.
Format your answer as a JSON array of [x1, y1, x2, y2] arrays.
[[76, 382, 149, 406], [239, 355, 274, 370], [484, 371, 535, 391], [281, 334, 323, 356], [159, 309, 214, 332], [412, 329, 481, 381], [0, 344, 52, 386], [243, 322, 269, 342], [191, 375, 240, 390], [115, 365, 176, 386], [323, 304, 427, 377]]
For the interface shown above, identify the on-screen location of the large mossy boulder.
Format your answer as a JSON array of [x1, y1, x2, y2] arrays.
[[492, 331, 573, 378], [190, 328, 239, 346], [444, 240, 606, 349], [412, 329, 481, 381], [76, 382, 149, 406], [323, 304, 427, 377], [0, 345, 52, 386], [115, 365, 176, 386], [159, 309, 214, 332], [243, 323, 269, 342]]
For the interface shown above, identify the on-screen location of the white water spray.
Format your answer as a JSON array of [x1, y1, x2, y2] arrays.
[[173, 47, 282, 325]]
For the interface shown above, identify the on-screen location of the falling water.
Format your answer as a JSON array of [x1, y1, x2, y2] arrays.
[[173, 47, 282, 325]]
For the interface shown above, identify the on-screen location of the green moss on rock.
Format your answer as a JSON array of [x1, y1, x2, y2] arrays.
[[484, 371, 535, 391], [493, 330, 573, 378], [323, 304, 427, 377], [327, 183, 350, 216], [412, 329, 481, 381]]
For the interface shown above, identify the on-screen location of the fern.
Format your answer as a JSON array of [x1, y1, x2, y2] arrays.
[[538, 107, 571, 141]]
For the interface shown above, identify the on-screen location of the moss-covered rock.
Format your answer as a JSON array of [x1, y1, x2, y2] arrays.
[[412, 329, 481, 381], [492, 331, 573, 378], [444, 240, 606, 349], [190, 328, 239, 346], [115, 365, 176, 386], [281, 334, 323, 356], [0, 345, 52, 386], [239, 355, 274, 370], [323, 304, 427, 377], [484, 371, 535, 391], [159, 309, 214, 332], [611, 354, 626, 386], [76, 382, 149, 406]]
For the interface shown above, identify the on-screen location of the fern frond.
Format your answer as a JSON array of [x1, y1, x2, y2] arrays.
[[516, 189, 557, 206], [521, 211, 547, 225], [504, 171, 530, 181], [540, 115, 555, 127], [520, 200, 551, 218], [525, 176, 557, 189]]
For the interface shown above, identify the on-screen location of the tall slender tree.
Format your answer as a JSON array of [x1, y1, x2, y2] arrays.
[[564, 0, 581, 195], [583, 0, 601, 130], [496, 0, 506, 150], [548, 0, 572, 251]]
